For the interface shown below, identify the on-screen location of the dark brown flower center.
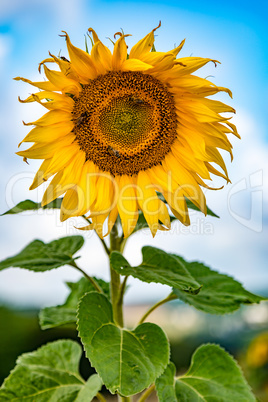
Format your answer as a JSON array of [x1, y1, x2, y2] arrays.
[[72, 71, 177, 175]]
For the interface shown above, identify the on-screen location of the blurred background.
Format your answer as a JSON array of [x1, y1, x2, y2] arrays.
[[0, 0, 268, 399]]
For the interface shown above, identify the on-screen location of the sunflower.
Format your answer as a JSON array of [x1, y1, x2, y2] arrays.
[[16, 23, 239, 238]]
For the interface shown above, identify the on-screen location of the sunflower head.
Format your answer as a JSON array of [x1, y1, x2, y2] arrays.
[[15, 23, 239, 238]]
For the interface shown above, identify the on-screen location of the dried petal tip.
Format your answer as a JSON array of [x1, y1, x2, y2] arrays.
[[153, 21, 161, 32]]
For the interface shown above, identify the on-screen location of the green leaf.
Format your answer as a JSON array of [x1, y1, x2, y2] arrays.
[[1, 198, 62, 215], [172, 256, 267, 314], [174, 344, 256, 401], [78, 292, 169, 397], [75, 374, 103, 402], [0, 339, 103, 401], [110, 247, 201, 295], [39, 277, 110, 329], [0, 236, 84, 272], [155, 362, 177, 402]]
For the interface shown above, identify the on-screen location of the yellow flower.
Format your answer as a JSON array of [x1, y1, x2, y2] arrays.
[[16, 23, 239, 238]]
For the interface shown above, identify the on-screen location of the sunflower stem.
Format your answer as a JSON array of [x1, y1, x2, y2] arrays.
[[138, 293, 177, 325], [138, 384, 155, 402], [118, 396, 132, 402], [110, 222, 124, 328], [96, 392, 106, 401]]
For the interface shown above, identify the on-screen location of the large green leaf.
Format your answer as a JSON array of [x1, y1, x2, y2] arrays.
[[172, 256, 267, 314], [157, 344, 255, 401], [110, 247, 201, 294], [0, 236, 84, 272], [39, 277, 110, 329], [1, 198, 62, 215], [78, 292, 169, 397], [155, 362, 177, 402], [0, 340, 102, 401]]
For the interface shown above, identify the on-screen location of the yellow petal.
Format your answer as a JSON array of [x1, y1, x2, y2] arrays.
[[43, 144, 81, 178], [92, 172, 115, 214], [129, 21, 161, 59], [29, 159, 52, 190], [91, 41, 112, 74], [158, 200, 171, 229], [171, 141, 211, 180], [14, 76, 57, 91], [43, 65, 81, 96], [176, 100, 226, 123], [163, 153, 207, 214], [48, 53, 80, 82], [19, 91, 74, 112], [116, 175, 138, 238], [148, 164, 178, 193], [42, 151, 85, 206], [122, 58, 152, 71], [175, 57, 219, 75], [60, 188, 79, 221], [169, 38, 186, 57], [137, 170, 160, 237], [23, 110, 72, 127], [164, 191, 190, 226], [112, 34, 130, 70], [88, 28, 100, 44], [80, 212, 109, 239], [141, 39, 185, 66], [62, 31, 97, 80], [205, 146, 229, 180], [16, 134, 75, 159], [104, 205, 119, 237], [150, 54, 176, 73], [19, 121, 74, 145], [77, 161, 99, 216]]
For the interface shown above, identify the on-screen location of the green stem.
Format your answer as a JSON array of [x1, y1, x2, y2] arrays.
[[138, 293, 177, 325], [69, 261, 103, 293], [96, 392, 106, 401], [118, 275, 129, 308], [118, 396, 131, 402], [138, 384, 155, 402], [110, 222, 124, 327]]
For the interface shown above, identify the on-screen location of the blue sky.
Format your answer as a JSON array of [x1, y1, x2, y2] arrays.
[[0, 0, 267, 307]]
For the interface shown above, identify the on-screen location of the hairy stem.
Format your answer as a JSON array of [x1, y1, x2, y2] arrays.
[[110, 223, 124, 327], [138, 293, 177, 325], [68, 261, 103, 292]]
